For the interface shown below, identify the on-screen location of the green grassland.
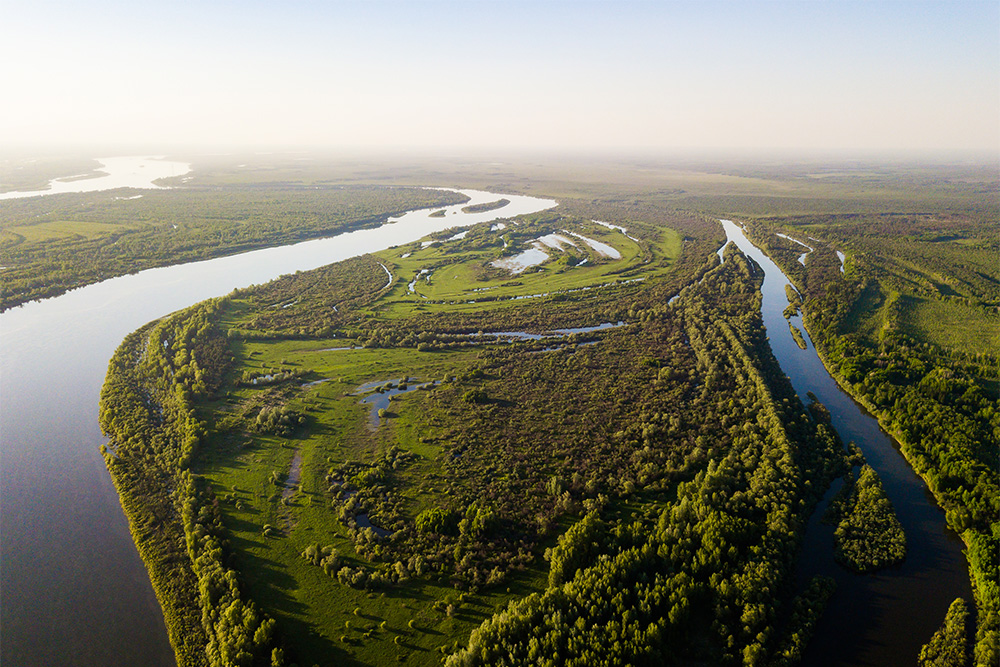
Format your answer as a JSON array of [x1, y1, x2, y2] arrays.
[[1, 219, 131, 243], [197, 345, 542, 665], [10, 149, 992, 313], [742, 209, 1000, 358], [741, 203, 999, 665], [374, 217, 679, 319], [101, 195, 855, 666], [83, 153, 998, 666], [839, 280, 1000, 358], [188, 215, 685, 665], [899, 295, 1000, 355]]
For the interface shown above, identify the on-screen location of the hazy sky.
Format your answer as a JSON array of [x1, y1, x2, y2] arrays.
[[2, 0, 997, 154]]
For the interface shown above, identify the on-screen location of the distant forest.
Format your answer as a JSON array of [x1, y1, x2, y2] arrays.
[[29, 154, 993, 667]]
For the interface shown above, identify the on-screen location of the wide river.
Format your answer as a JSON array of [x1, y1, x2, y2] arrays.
[[0, 184, 967, 665], [0, 156, 193, 200], [0, 188, 555, 667]]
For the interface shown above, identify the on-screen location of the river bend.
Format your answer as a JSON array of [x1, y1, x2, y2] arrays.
[[719, 220, 971, 667], [0, 189, 554, 667], [0, 199, 965, 667]]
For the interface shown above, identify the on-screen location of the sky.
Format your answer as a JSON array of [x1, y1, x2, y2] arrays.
[[1, 0, 997, 155]]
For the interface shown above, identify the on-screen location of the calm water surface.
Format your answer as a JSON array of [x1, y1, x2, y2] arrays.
[[0, 187, 555, 667], [719, 220, 971, 667], [0, 194, 966, 666], [0, 156, 192, 200]]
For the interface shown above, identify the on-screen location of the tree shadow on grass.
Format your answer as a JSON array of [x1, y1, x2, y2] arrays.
[[226, 531, 306, 617]]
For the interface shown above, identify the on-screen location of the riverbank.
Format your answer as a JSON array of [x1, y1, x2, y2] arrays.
[[719, 219, 976, 666], [734, 219, 993, 665], [105, 228, 850, 665], [0, 185, 469, 311], [803, 313, 994, 664], [0, 188, 558, 667], [101, 325, 208, 667]]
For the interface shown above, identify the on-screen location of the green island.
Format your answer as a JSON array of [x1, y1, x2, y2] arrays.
[[920, 598, 971, 667], [738, 192, 998, 666], [460, 199, 510, 214], [788, 323, 808, 350], [79, 155, 997, 667], [782, 284, 802, 319], [824, 464, 906, 572]]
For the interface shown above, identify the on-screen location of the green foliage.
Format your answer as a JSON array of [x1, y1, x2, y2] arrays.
[[100, 300, 279, 667], [461, 199, 510, 214], [252, 405, 304, 436], [748, 204, 999, 663], [827, 465, 906, 573], [415, 507, 459, 535], [0, 186, 466, 310], [545, 511, 607, 588], [919, 598, 970, 667], [444, 251, 845, 666], [788, 323, 807, 349], [783, 284, 803, 320], [460, 503, 498, 540], [770, 576, 836, 667], [95, 160, 1000, 666], [461, 388, 488, 404]]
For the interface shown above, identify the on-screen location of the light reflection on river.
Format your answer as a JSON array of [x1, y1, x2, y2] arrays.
[[0, 156, 192, 200], [0, 195, 966, 666], [719, 220, 971, 667], [0, 188, 555, 667]]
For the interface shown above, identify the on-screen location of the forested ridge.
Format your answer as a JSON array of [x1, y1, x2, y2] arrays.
[[444, 249, 846, 666]]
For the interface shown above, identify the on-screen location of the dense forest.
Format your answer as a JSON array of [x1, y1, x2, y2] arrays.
[[88, 157, 996, 667], [99, 199, 878, 667]]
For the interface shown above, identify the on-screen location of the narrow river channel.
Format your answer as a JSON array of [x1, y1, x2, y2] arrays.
[[0, 189, 555, 667], [719, 220, 972, 667], [0, 194, 968, 666]]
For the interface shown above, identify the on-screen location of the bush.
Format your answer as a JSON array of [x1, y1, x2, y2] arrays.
[[415, 507, 459, 535], [462, 389, 488, 404]]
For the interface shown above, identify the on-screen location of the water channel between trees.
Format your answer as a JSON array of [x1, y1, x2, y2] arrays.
[[0, 187, 968, 666], [719, 219, 971, 667]]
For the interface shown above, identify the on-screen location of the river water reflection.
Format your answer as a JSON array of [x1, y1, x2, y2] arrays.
[[719, 220, 971, 667], [0, 188, 555, 667], [0, 194, 965, 666], [0, 156, 193, 200]]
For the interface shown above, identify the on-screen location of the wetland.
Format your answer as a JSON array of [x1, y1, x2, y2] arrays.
[[2, 154, 995, 667]]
